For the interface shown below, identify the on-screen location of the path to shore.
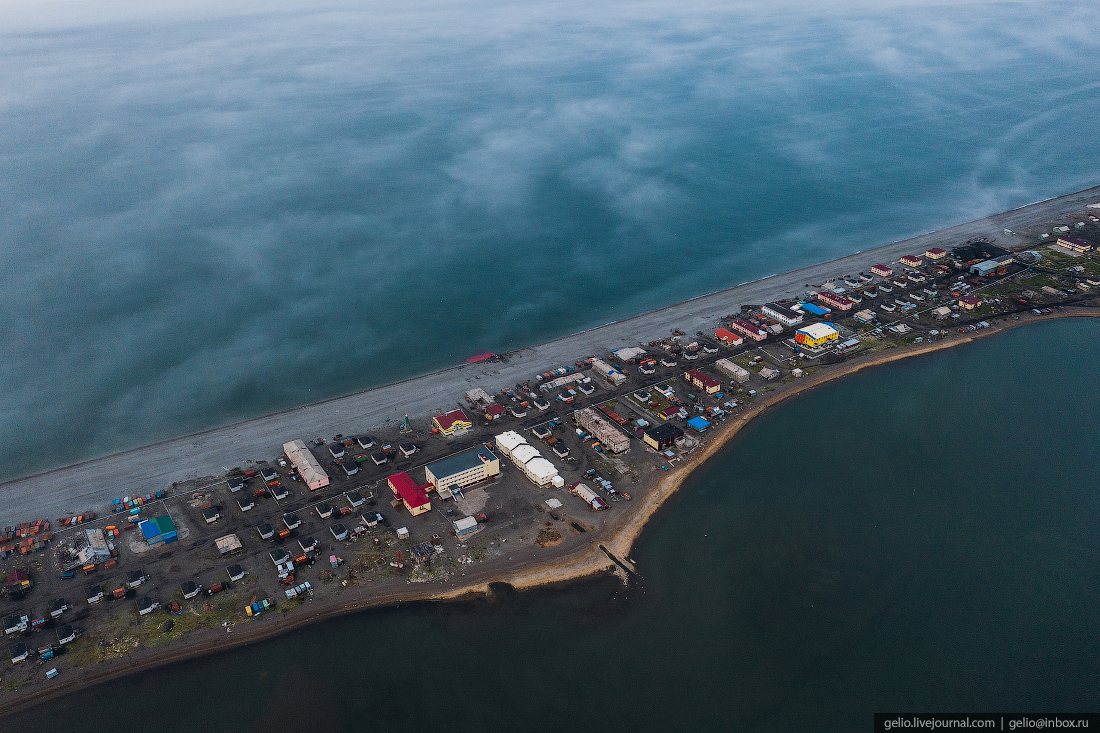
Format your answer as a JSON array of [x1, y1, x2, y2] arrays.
[[3, 185, 1099, 523]]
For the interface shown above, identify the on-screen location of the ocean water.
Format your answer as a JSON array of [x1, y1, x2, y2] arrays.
[[10, 317, 1100, 731], [2, 0, 1100, 478]]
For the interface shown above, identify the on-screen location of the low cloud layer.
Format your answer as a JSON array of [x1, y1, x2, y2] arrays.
[[1, 0, 1099, 477]]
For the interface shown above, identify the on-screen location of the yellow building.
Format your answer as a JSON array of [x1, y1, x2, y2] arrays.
[[794, 322, 839, 348]]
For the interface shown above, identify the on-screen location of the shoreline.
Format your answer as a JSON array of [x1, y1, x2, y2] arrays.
[[5, 310, 1095, 716], [4, 182, 1100, 523]]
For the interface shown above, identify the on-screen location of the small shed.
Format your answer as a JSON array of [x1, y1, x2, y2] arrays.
[[453, 516, 480, 537]]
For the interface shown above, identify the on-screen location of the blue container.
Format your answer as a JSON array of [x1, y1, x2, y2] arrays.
[[129, 508, 140, 516]]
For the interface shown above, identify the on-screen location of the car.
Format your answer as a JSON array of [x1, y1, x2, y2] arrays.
[[356, 436, 376, 449], [330, 523, 349, 541], [283, 513, 301, 531], [256, 523, 275, 540], [329, 445, 345, 460]]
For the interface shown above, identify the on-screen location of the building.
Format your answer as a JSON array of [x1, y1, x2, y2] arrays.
[[574, 408, 630, 453], [853, 309, 876, 324], [432, 409, 471, 436], [714, 328, 743, 346], [924, 247, 947, 260], [899, 254, 923, 268], [795, 322, 840, 348], [931, 306, 953, 319], [959, 296, 981, 310], [139, 515, 178, 546], [871, 264, 894, 277], [283, 440, 330, 491], [715, 358, 751, 384], [453, 516, 481, 538], [643, 424, 683, 451], [494, 431, 529, 461], [659, 406, 687, 420], [684, 369, 721, 394], [686, 416, 711, 432], [1056, 236, 1092, 253], [523, 457, 562, 487], [485, 403, 507, 420], [969, 255, 1014, 277], [729, 319, 767, 342], [612, 347, 647, 362], [424, 448, 500, 496], [569, 483, 609, 511], [591, 358, 627, 386], [837, 338, 860, 353], [761, 303, 803, 327], [800, 302, 831, 317], [816, 291, 854, 311], [759, 367, 779, 380], [465, 387, 495, 409], [387, 472, 432, 516]]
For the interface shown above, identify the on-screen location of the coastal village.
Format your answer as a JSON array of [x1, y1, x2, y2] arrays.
[[3, 204, 1100, 696]]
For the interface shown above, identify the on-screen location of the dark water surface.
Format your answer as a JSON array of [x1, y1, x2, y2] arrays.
[[3, 0, 1100, 478], [12, 318, 1100, 731]]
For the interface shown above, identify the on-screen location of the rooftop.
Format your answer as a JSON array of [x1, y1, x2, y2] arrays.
[[426, 447, 498, 479]]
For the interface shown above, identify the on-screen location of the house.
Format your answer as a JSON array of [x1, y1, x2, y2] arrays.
[[48, 598, 68, 618], [56, 624, 76, 645], [761, 303, 803, 327], [424, 447, 501, 497], [1056, 236, 1092, 253], [9, 643, 28, 664], [202, 508, 220, 524], [215, 534, 243, 556], [759, 367, 779, 380], [854, 309, 876, 324], [453, 516, 481, 538], [136, 597, 159, 616], [795, 323, 840, 348], [643, 424, 684, 451], [714, 327, 744, 346], [659, 406, 687, 420], [970, 255, 1014, 276], [959, 296, 981, 310], [871, 264, 894, 278], [85, 585, 104, 605], [180, 581, 201, 600], [399, 443, 419, 458], [924, 247, 947, 260], [899, 254, 923, 268], [932, 306, 953, 319], [485, 404, 507, 420], [684, 369, 721, 394], [226, 564, 246, 582], [387, 472, 433, 516], [127, 570, 147, 588], [729, 319, 767, 342], [433, 409, 472, 436]]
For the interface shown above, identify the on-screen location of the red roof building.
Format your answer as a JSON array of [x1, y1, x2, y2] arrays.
[[924, 247, 947, 260], [730, 319, 767, 341], [816, 291, 855, 311], [485, 404, 506, 420], [714, 327, 744, 346], [871, 264, 894, 277], [387, 472, 432, 516], [959, 295, 982, 310], [899, 254, 923, 268], [685, 369, 721, 394], [433, 409, 471, 435]]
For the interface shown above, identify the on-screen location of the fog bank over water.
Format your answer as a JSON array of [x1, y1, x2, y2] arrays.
[[2, 0, 1099, 479]]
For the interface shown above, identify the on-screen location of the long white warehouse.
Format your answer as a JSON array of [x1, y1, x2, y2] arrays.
[[282, 440, 330, 491]]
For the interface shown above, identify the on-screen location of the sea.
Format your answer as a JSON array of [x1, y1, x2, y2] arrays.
[[8, 317, 1100, 731], [2, 0, 1100, 479]]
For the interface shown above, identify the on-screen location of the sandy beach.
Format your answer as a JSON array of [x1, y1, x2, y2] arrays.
[[4, 309, 1094, 716]]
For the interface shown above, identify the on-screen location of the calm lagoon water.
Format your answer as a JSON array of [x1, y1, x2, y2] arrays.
[[13, 318, 1100, 732], [3, 0, 1100, 478]]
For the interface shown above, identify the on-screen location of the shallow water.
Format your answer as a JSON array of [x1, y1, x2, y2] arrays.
[[12, 318, 1100, 731], [3, 0, 1100, 478]]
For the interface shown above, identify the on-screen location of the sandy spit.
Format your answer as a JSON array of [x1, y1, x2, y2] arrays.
[[2, 311, 1096, 715]]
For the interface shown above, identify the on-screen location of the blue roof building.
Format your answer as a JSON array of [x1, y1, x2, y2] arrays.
[[687, 416, 711, 432]]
